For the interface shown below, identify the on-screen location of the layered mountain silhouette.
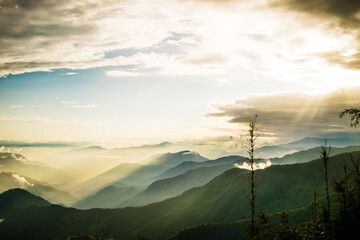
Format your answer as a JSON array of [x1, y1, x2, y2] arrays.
[[75, 145, 359, 209], [1, 150, 357, 240], [74, 151, 208, 198], [75, 155, 244, 209], [0, 152, 74, 186]]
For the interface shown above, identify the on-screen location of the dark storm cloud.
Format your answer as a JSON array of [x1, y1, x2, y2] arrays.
[[207, 89, 360, 138]]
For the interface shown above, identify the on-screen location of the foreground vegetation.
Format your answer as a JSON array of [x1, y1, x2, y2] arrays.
[[169, 110, 360, 240], [58, 236, 113, 240], [166, 152, 360, 240], [1, 151, 358, 240]]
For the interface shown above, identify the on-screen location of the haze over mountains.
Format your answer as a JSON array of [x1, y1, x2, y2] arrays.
[[1, 149, 359, 239], [72, 143, 360, 210], [1, 136, 360, 239], [1, 137, 359, 199]]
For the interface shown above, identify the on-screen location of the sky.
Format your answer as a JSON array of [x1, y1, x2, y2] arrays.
[[1, 0, 360, 147]]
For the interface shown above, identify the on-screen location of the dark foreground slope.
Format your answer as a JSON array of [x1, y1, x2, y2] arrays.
[[0, 188, 50, 218], [0, 151, 357, 240]]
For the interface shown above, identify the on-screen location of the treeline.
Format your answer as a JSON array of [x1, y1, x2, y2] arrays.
[[246, 109, 360, 240], [168, 150, 360, 240], [254, 151, 360, 240]]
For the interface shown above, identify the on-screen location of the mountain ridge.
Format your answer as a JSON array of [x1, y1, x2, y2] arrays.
[[1, 150, 358, 240]]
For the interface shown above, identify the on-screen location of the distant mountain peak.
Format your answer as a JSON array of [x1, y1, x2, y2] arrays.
[[84, 145, 106, 150], [158, 141, 173, 146], [180, 150, 194, 154]]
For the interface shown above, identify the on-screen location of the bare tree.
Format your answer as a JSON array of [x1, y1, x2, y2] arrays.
[[248, 115, 257, 240], [231, 114, 261, 240]]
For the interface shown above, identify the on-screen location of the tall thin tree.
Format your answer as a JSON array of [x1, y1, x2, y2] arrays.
[[248, 115, 257, 240], [320, 141, 333, 239], [232, 114, 261, 240]]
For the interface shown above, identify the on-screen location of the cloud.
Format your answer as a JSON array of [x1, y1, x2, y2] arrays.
[[0, 116, 47, 124], [11, 173, 34, 187], [316, 50, 360, 71], [0, 114, 102, 126], [0, 0, 202, 77], [9, 105, 23, 109], [1, 0, 359, 83], [272, 0, 360, 27], [61, 100, 79, 105], [234, 160, 272, 170], [19, 118, 47, 124], [32, 104, 46, 108], [11, 153, 23, 161], [106, 70, 141, 77], [104, 32, 195, 59], [206, 88, 360, 138], [216, 78, 231, 86], [0, 0, 97, 76], [64, 72, 78, 75], [61, 101, 99, 109], [184, 53, 228, 65], [13, 148, 23, 152], [95, 155, 123, 159], [54, 120, 105, 126], [64, 104, 99, 109]]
